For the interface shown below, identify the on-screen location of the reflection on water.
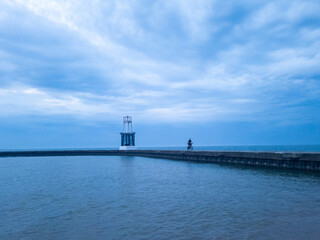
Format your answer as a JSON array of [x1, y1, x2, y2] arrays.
[[1, 156, 320, 240]]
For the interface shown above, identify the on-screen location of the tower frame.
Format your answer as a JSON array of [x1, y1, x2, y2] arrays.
[[120, 116, 136, 150]]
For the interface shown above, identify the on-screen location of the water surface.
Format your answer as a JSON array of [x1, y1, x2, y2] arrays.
[[1, 156, 320, 239]]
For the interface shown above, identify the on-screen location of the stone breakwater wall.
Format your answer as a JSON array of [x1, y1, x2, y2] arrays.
[[0, 150, 320, 171]]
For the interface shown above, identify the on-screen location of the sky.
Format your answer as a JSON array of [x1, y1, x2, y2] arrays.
[[0, 0, 320, 149]]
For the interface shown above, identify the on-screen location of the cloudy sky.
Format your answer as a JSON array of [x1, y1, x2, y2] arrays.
[[0, 0, 320, 148]]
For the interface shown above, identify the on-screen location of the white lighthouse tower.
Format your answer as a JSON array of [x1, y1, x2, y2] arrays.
[[119, 116, 136, 150]]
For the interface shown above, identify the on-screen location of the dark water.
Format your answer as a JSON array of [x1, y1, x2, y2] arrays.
[[1, 156, 320, 240]]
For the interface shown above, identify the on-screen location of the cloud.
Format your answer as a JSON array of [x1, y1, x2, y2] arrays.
[[244, 0, 320, 30], [0, 84, 110, 117], [0, 0, 319, 125], [173, 0, 214, 41]]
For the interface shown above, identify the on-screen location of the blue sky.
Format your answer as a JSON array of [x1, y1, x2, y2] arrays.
[[0, 0, 320, 148]]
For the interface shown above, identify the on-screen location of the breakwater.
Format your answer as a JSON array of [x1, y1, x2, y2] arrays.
[[1, 150, 320, 171]]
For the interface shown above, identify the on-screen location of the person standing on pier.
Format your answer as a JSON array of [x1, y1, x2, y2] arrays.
[[187, 138, 193, 151]]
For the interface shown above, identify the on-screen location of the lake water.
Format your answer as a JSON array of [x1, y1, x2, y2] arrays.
[[1, 155, 320, 239]]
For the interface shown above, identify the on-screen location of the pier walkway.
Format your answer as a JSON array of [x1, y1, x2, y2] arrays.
[[1, 150, 320, 171]]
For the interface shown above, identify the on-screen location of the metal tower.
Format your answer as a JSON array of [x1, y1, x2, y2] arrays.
[[120, 116, 136, 150]]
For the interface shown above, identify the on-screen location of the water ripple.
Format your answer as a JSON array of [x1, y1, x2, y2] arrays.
[[1, 156, 320, 239]]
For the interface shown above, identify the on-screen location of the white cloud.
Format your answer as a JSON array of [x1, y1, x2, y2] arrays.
[[244, 0, 320, 31], [0, 0, 319, 124], [174, 0, 213, 41], [0, 83, 263, 123], [267, 47, 320, 76], [287, 1, 320, 22], [169, 63, 249, 91], [0, 84, 112, 117]]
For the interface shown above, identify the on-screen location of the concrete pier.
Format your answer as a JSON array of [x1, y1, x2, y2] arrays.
[[1, 150, 320, 171]]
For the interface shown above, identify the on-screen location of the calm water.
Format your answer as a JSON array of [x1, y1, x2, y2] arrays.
[[1, 156, 320, 240]]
